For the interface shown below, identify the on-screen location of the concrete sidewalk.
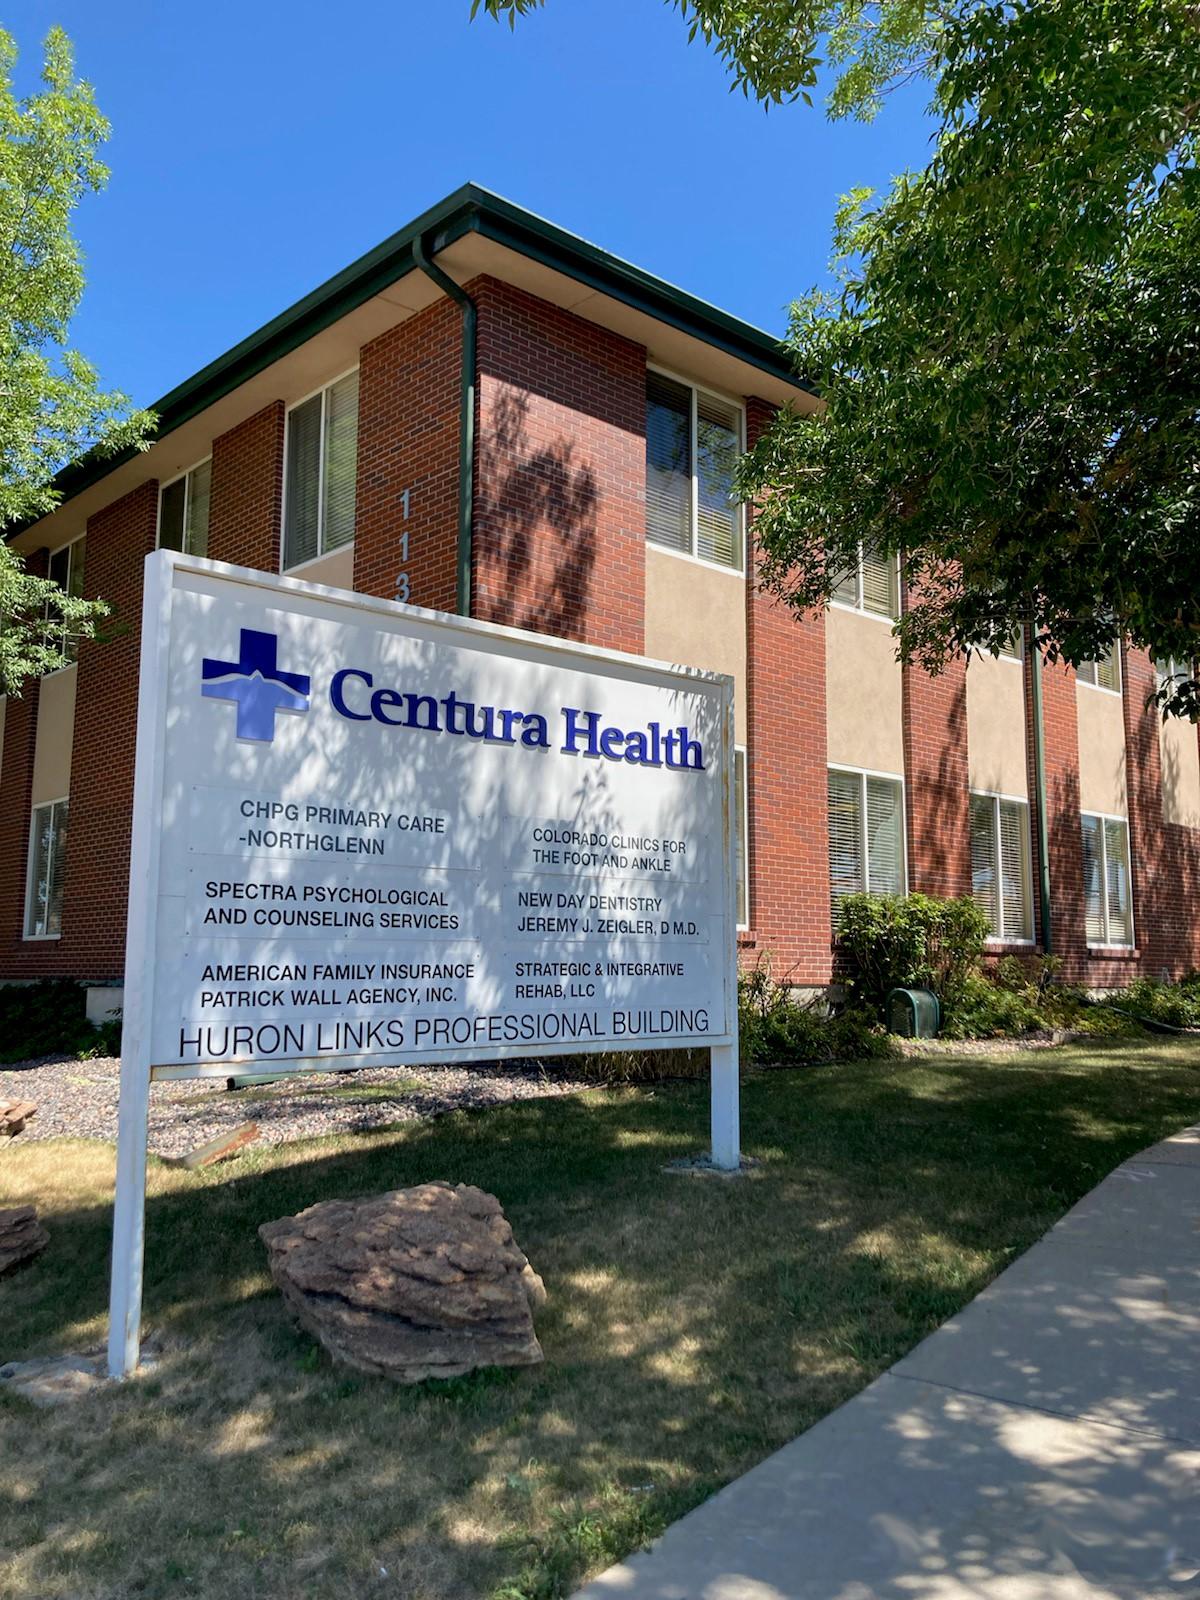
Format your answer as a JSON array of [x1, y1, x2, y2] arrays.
[[575, 1125, 1200, 1600]]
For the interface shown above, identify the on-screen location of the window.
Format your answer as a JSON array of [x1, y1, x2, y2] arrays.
[[1155, 656, 1192, 693], [831, 543, 899, 620], [159, 460, 211, 557], [646, 371, 743, 569], [997, 625, 1024, 662], [827, 767, 906, 915], [734, 747, 749, 929], [25, 798, 68, 938], [970, 793, 1033, 942], [1081, 814, 1133, 947], [45, 536, 86, 668], [1077, 643, 1121, 693], [283, 370, 359, 569]]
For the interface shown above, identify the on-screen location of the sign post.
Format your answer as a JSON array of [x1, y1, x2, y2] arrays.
[[109, 551, 740, 1378]]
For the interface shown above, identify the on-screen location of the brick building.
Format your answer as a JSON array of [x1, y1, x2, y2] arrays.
[[4, 185, 1199, 1017]]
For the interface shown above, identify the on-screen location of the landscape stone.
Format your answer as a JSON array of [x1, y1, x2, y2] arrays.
[[259, 1181, 547, 1382], [0, 1205, 49, 1274]]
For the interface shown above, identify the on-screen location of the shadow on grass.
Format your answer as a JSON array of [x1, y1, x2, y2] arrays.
[[2, 1038, 1199, 1600]]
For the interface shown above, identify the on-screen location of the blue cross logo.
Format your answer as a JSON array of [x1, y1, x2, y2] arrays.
[[201, 629, 311, 742]]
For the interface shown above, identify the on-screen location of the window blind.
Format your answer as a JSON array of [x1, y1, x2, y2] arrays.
[[1079, 644, 1120, 691], [284, 393, 323, 568], [26, 799, 67, 937], [827, 769, 863, 912], [323, 370, 359, 551], [1081, 815, 1106, 942], [831, 555, 860, 607], [734, 749, 748, 928], [695, 392, 739, 567], [970, 794, 998, 934], [865, 776, 904, 895], [1104, 818, 1132, 945], [646, 373, 692, 554], [159, 478, 187, 553], [861, 546, 898, 619], [186, 460, 211, 559], [999, 799, 1031, 941]]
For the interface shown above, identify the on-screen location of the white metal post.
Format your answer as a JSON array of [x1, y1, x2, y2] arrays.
[[710, 675, 741, 1170], [107, 552, 172, 1379], [710, 1040, 740, 1169]]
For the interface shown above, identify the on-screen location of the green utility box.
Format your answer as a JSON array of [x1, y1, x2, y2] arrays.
[[886, 987, 941, 1039]]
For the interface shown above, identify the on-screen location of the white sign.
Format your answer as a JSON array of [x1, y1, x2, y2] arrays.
[[109, 552, 740, 1376]]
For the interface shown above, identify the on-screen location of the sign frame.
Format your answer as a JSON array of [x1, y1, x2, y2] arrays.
[[108, 551, 740, 1378]]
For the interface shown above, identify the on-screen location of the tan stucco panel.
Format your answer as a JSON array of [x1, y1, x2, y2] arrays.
[[1076, 684, 1127, 816], [644, 547, 747, 742], [825, 606, 904, 773], [966, 654, 1027, 797], [1161, 717, 1200, 828], [32, 666, 77, 806], [295, 545, 355, 591]]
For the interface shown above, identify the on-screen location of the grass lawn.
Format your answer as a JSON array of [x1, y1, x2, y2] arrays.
[[2, 1035, 1199, 1600]]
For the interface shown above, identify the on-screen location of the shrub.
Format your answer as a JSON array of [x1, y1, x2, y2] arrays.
[[836, 893, 991, 1016], [0, 978, 111, 1064], [941, 972, 1047, 1039], [1115, 974, 1200, 1030], [739, 956, 895, 1065]]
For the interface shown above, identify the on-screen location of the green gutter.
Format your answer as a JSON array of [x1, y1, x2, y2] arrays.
[[10, 183, 810, 541], [1031, 637, 1054, 955], [412, 233, 475, 618]]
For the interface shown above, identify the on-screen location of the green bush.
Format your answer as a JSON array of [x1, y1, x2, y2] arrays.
[[1115, 974, 1200, 1029], [836, 892, 991, 1016], [0, 978, 115, 1065], [941, 972, 1047, 1039], [738, 957, 895, 1065]]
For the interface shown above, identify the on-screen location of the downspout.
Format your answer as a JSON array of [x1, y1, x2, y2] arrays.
[[413, 233, 475, 618], [1030, 633, 1054, 955]]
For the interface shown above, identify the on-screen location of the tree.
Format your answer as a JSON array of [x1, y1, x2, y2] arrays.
[[477, 0, 1200, 717], [0, 27, 153, 695]]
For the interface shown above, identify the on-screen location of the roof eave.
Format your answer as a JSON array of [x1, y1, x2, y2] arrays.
[[9, 183, 809, 539]]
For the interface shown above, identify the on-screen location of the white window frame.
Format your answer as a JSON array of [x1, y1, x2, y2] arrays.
[[645, 364, 746, 575], [969, 789, 1035, 946], [24, 795, 69, 940], [1081, 810, 1135, 950], [280, 366, 360, 574], [43, 534, 86, 677], [734, 745, 749, 931], [1076, 644, 1122, 695], [829, 542, 901, 624], [827, 763, 909, 905], [157, 458, 212, 556]]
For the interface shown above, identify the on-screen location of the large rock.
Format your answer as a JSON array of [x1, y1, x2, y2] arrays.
[[0, 1206, 49, 1274], [259, 1182, 546, 1382]]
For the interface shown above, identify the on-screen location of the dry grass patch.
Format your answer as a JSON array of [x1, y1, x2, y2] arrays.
[[2, 1037, 1200, 1599]]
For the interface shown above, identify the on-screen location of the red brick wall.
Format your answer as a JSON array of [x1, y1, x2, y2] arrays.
[[1122, 646, 1200, 978], [47, 484, 159, 981], [742, 397, 831, 984], [471, 277, 646, 652], [1038, 656, 1094, 981], [0, 551, 46, 970], [354, 298, 459, 613], [902, 647, 973, 901], [208, 401, 285, 570]]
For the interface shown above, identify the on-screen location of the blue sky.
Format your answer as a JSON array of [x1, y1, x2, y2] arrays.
[[8, 0, 936, 409]]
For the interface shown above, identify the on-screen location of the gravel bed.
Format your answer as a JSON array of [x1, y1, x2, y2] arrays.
[[0, 1054, 594, 1158], [895, 1029, 1083, 1056]]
